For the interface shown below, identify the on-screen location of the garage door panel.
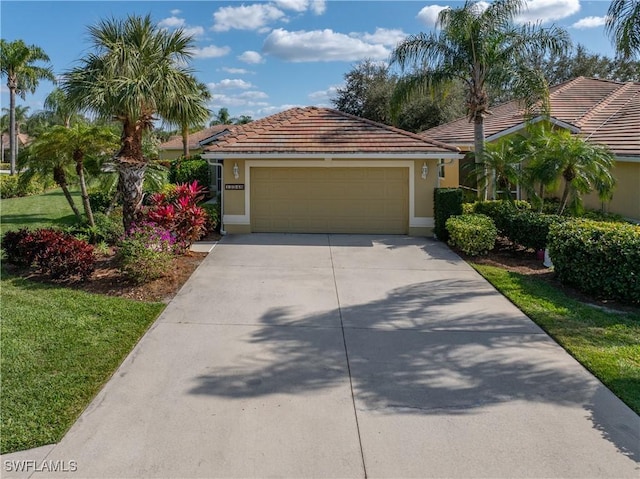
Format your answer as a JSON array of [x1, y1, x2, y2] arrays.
[[251, 167, 408, 234]]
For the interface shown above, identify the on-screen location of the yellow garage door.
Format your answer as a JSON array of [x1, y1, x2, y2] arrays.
[[251, 167, 409, 234]]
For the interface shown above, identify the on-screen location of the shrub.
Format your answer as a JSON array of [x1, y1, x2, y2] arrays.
[[202, 202, 220, 233], [548, 220, 640, 303], [0, 175, 49, 198], [1, 228, 95, 279], [117, 222, 176, 283], [88, 190, 114, 214], [446, 214, 497, 256], [465, 200, 531, 236], [507, 211, 565, 251], [434, 188, 463, 241], [144, 181, 208, 251], [168, 156, 209, 190]]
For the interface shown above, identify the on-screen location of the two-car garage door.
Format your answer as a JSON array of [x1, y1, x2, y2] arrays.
[[250, 167, 409, 234]]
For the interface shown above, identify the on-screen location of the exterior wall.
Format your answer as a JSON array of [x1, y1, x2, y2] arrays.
[[438, 160, 460, 188], [158, 147, 203, 161], [221, 157, 440, 236], [583, 160, 640, 221]]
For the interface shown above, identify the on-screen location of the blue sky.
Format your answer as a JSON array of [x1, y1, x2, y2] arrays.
[[1, 0, 616, 123]]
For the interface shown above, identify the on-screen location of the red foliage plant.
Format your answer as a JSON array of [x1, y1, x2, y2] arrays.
[[145, 181, 208, 252]]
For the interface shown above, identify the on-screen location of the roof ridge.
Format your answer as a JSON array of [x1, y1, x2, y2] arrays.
[[583, 83, 640, 141], [577, 81, 638, 128], [322, 107, 459, 152]]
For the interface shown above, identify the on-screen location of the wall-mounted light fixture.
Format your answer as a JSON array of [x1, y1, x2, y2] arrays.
[[421, 162, 429, 180], [233, 162, 239, 179]]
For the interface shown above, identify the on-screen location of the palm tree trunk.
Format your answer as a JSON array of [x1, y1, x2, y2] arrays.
[[118, 161, 146, 231], [53, 166, 82, 221], [182, 124, 189, 158], [9, 84, 17, 176], [74, 151, 95, 227], [473, 116, 488, 200], [559, 181, 571, 215], [538, 184, 545, 212]]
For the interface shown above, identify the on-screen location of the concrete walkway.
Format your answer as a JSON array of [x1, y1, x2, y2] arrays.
[[7, 234, 639, 478]]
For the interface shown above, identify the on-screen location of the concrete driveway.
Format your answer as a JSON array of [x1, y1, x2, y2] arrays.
[[18, 234, 639, 477]]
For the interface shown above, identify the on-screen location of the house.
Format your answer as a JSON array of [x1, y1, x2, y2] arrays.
[[1, 132, 31, 166], [421, 77, 640, 221], [158, 124, 234, 161], [201, 106, 460, 236]]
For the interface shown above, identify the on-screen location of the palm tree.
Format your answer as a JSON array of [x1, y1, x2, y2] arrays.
[[167, 81, 211, 158], [26, 124, 119, 226], [471, 139, 523, 201], [44, 87, 83, 128], [390, 0, 570, 199], [0, 39, 55, 175], [606, 0, 640, 59], [210, 107, 233, 126], [61, 15, 210, 230]]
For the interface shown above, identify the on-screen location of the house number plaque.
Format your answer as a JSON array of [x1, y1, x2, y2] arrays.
[[225, 184, 245, 190]]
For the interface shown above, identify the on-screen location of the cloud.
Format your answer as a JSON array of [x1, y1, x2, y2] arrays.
[[212, 4, 285, 32], [191, 45, 231, 59], [209, 92, 270, 109], [239, 91, 269, 100], [158, 16, 185, 28], [310, 0, 326, 15], [358, 28, 406, 47], [238, 51, 265, 64], [183, 26, 205, 37], [170, 9, 181, 15], [222, 67, 253, 75], [518, 0, 580, 23], [256, 104, 303, 117], [308, 84, 341, 103], [572, 15, 607, 29], [263, 28, 390, 62], [273, 0, 326, 14], [416, 5, 449, 27], [209, 79, 254, 90]]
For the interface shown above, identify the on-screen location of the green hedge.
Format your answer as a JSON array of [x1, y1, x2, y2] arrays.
[[168, 155, 209, 189], [446, 214, 497, 256], [507, 212, 566, 251], [434, 188, 463, 241], [464, 200, 530, 236], [0, 175, 50, 199], [548, 220, 640, 303]]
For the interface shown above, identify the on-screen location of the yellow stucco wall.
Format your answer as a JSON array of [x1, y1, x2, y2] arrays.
[[438, 160, 460, 188], [158, 147, 203, 161], [224, 159, 246, 216], [583, 161, 640, 221]]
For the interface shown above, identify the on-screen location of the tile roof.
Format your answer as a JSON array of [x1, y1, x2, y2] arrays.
[[1, 132, 31, 149], [159, 124, 234, 150], [202, 107, 459, 156], [421, 77, 640, 158]]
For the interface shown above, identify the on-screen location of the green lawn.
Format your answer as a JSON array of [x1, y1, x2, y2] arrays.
[[473, 263, 640, 414], [0, 275, 164, 453], [1, 188, 82, 234]]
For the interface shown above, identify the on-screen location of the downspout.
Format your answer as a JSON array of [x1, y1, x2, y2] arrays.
[[208, 160, 226, 235]]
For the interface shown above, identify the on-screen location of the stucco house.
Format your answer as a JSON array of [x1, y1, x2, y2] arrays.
[[158, 124, 234, 161], [201, 106, 460, 236], [421, 76, 640, 221]]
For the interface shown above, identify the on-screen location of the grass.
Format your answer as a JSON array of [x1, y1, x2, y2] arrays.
[[472, 263, 640, 414], [0, 274, 165, 453], [1, 188, 82, 234]]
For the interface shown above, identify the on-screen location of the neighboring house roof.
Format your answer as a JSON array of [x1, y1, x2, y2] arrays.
[[421, 76, 640, 158], [159, 124, 233, 151], [1, 132, 31, 149], [202, 106, 459, 157]]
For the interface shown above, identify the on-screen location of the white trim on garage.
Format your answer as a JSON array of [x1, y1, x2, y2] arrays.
[[221, 159, 433, 230]]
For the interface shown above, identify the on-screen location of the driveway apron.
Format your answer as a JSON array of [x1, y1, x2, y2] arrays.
[[27, 234, 639, 478]]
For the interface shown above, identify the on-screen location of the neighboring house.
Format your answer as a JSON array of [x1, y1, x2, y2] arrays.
[[421, 77, 640, 221], [158, 124, 234, 161], [1, 132, 31, 166], [201, 106, 460, 236]]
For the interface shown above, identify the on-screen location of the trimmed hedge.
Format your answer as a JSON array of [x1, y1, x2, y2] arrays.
[[507, 211, 566, 251], [168, 156, 209, 190], [463, 200, 530, 236], [0, 175, 50, 199], [548, 220, 640, 303], [446, 214, 497, 256], [434, 188, 463, 241]]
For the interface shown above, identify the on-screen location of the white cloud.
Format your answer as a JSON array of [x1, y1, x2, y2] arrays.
[[158, 16, 185, 28], [359, 28, 406, 47], [239, 91, 269, 100], [263, 28, 390, 62], [191, 45, 231, 59], [209, 79, 254, 90], [170, 9, 181, 15], [238, 51, 265, 64], [518, 0, 581, 23], [209, 93, 269, 109], [310, 0, 326, 15], [308, 84, 341, 103], [274, 0, 309, 12], [417, 5, 449, 27], [212, 4, 285, 32], [183, 26, 205, 37], [256, 104, 303, 117], [222, 67, 253, 75], [572, 15, 607, 29]]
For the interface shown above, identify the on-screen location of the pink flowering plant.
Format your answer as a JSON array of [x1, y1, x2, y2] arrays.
[[117, 222, 176, 283]]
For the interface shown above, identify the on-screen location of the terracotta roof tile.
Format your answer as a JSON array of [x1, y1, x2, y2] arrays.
[[159, 124, 234, 150], [202, 107, 458, 155], [421, 77, 640, 157]]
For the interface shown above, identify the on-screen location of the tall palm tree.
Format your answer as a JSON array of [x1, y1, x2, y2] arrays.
[[167, 81, 211, 158], [44, 87, 82, 128], [25, 124, 118, 226], [61, 15, 210, 230], [0, 39, 55, 175], [606, 0, 640, 59], [390, 0, 570, 199]]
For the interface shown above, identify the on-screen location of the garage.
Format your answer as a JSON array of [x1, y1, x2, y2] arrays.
[[202, 107, 460, 236], [250, 167, 409, 234]]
